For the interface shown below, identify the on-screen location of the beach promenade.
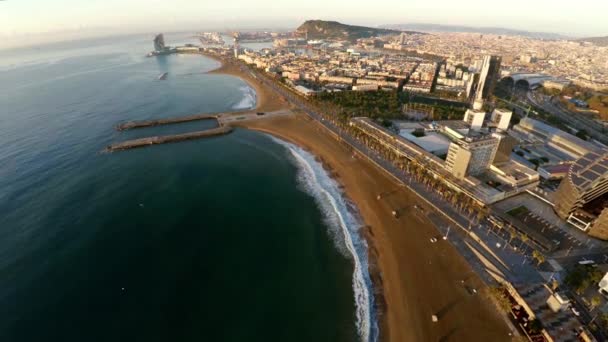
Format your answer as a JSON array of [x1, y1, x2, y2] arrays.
[[204, 53, 514, 341]]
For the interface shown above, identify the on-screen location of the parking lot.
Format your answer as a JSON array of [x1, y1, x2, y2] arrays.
[[507, 205, 582, 252], [492, 194, 603, 254]]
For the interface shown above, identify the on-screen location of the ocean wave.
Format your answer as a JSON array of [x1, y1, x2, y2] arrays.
[[269, 136, 378, 342], [232, 85, 257, 110]]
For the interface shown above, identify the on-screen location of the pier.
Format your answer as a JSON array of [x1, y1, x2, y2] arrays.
[[106, 110, 292, 153], [115, 113, 219, 131], [116, 110, 291, 131], [105, 126, 233, 152]]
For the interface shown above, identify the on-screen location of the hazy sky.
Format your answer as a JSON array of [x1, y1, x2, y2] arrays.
[[1, 0, 607, 38]]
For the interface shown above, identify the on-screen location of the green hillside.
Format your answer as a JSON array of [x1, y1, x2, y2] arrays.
[[297, 20, 405, 41]]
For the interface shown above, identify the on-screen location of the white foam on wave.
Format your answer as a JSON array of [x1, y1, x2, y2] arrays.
[[232, 85, 257, 110], [269, 135, 379, 342]]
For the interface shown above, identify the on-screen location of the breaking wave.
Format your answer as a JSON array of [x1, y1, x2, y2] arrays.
[[232, 85, 257, 110], [269, 136, 378, 342]]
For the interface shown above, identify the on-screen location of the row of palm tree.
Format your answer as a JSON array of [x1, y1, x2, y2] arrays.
[[249, 64, 550, 266]]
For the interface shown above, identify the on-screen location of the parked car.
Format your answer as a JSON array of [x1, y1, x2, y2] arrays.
[[570, 306, 580, 317]]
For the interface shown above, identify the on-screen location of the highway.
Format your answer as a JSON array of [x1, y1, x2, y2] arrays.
[[525, 91, 608, 145]]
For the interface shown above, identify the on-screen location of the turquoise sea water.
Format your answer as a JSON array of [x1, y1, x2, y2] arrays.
[[0, 33, 376, 341]]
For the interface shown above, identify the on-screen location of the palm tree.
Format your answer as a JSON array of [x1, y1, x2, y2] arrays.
[[476, 207, 488, 224], [591, 296, 602, 311], [532, 250, 545, 266], [508, 228, 517, 245], [520, 233, 529, 253], [550, 279, 559, 291]]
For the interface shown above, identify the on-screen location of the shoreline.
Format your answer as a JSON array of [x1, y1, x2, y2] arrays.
[[200, 52, 512, 342], [202, 52, 288, 113], [268, 135, 379, 342]]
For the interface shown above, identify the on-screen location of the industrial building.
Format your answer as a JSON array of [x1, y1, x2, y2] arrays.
[[513, 117, 600, 160]]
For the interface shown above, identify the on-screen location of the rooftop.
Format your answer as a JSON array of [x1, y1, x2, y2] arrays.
[[570, 150, 608, 190]]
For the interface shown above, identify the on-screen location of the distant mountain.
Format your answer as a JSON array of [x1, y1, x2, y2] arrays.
[[297, 20, 407, 41], [381, 23, 569, 40], [577, 36, 608, 46]]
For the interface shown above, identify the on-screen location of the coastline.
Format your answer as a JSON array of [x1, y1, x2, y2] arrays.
[[202, 53, 512, 342], [202, 52, 288, 113]]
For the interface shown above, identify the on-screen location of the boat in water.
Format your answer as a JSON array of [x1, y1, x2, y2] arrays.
[[158, 72, 168, 80]]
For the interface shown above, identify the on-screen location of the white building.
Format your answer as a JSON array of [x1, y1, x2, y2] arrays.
[[463, 109, 486, 130], [491, 108, 513, 131], [445, 131, 499, 179], [599, 272, 608, 297]]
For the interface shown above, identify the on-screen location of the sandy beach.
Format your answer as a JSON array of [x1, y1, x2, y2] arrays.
[[203, 53, 287, 113], [204, 53, 512, 342]]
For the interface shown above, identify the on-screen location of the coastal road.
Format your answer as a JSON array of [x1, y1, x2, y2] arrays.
[[218, 109, 292, 125], [247, 65, 545, 286]]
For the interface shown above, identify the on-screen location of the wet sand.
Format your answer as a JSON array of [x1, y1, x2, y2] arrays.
[[204, 53, 512, 342]]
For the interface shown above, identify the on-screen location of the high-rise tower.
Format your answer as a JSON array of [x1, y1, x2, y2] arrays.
[[153, 34, 166, 52], [475, 55, 502, 102], [233, 32, 240, 58]]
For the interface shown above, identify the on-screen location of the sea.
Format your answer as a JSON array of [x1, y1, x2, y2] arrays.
[[0, 33, 377, 341]]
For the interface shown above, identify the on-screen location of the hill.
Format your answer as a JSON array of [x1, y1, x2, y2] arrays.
[[381, 23, 568, 40], [296, 20, 405, 40], [577, 36, 608, 46]]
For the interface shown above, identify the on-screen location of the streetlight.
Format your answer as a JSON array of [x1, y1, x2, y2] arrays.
[[444, 226, 450, 240]]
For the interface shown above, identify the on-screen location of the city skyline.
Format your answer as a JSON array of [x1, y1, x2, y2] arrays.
[[1, 0, 607, 40]]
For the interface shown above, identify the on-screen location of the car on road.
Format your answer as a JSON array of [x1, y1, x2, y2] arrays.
[[579, 260, 595, 265], [570, 306, 580, 317], [256, 112, 265, 116], [430, 237, 438, 243]]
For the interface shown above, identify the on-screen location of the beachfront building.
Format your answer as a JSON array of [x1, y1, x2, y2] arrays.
[[553, 150, 608, 239], [349, 117, 538, 206], [445, 131, 499, 179]]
